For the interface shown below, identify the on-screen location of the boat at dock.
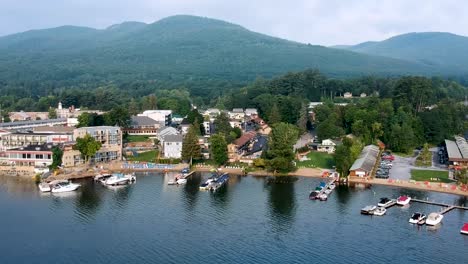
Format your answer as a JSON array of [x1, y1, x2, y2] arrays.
[[318, 193, 328, 201], [168, 168, 192, 185], [199, 174, 217, 191], [377, 197, 392, 207], [94, 173, 112, 182], [102, 173, 136, 186], [373, 207, 386, 216], [209, 173, 229, 192], [50, 180, 81, 193], [460, 223, 468, 235], [361, 205, 376, 215], [396, 195, 411, 206], [38, 181, 51, 192], [409, 212, 426, 224], [426, 212, 444, 226], [309, 190, 320, 200]]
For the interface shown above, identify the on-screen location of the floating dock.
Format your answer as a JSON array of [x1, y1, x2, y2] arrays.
[[411, 199, 468, 214]]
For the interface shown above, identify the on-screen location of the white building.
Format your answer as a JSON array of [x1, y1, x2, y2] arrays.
[[162, 134, 183, 159], [244, 108, 258, 117], [229, 108, 245, 120], [317, 139, 341, 154], [157, 127, 179, 142], [138, 110, 172, 126]]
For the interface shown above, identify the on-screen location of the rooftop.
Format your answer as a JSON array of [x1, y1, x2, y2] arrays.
[[130, 116, 160, 127], [163, 134, 183, 143], [446, 136, 468, 160], [33, 126, 74, 134], [349, 145, 380, 172], [7, 144, 55, 152], [234, 131, 257, 147]]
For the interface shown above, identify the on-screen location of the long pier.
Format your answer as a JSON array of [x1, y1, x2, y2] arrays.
[[411, 198, 468, 214], [181, 171, 195, 179]]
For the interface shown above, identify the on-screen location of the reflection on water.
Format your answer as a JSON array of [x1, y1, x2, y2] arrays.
[[266, 177, 296, 232], [182, 173, 202, 211], [74, 181, 102, 222]]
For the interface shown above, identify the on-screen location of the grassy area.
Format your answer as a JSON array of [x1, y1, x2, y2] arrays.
[[127, 150, 158, 162], [393, 151, 415, 158], [126, 135, 150, 143], [410, 169, 453, 183], [296, 151, 335, 169]]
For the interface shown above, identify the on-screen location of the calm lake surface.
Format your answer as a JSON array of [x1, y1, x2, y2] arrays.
[[0, 172, 467, 264]]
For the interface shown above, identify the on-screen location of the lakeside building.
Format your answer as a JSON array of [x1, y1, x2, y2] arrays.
[[228, 108, 245, 120], [138, 110, 172, 126], [0, 118, 67, 130], [162, 134, 183, 159], [349, 145, 380, 177], [315, 139, 341, 154], [62, 126, 122, 167], [157, 127, 179, 143], [444, 136, 468, 169], [123, 116, 163, 136], [0, 130, 73, 150], [2, 144, 53, 167], [56, 102, 104, 119]]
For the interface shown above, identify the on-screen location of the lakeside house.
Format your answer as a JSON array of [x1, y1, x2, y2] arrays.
[[316, 139, 341, 154], [444, 136, 468, 169], [162, 134, 183, 159], [349, 145, 380, 177], [2, 144, 53, 168], [156, 127, 178, 143], [0, 129, 74, 150]]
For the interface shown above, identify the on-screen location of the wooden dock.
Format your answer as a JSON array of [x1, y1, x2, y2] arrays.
[[411, 198, 468, 214], [181, 171, 195, 179]]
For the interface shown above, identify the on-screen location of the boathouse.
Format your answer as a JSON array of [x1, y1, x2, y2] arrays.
[[444, 136, 468, 169], [349, 145, 380, 177]]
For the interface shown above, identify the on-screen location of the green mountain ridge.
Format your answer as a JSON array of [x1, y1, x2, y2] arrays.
[[0, 15, 462, 95], [335, 32, 468, 70]]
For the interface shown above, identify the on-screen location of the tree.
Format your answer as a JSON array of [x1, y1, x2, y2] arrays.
[[187, 109, 203, 125], [296, 103, 309, 133], [210, 133, 228, 165], [268, 103, 281, 124], [48, 107, 57, 119], [49, 146, 63, 170], [213, 112, 232, 136], [181, 125, 201, 165], [73, 134, 102, 164], [104, 106, 130, 127], [266, 122, 299, 173], [77, 112, 93, 128]]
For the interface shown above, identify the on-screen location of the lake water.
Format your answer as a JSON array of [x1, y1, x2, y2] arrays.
[[0, 173, 467, 264]]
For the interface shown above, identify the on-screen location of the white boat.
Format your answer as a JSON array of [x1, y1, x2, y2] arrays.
[[51, 180, 81, 193], [103, 173, 136, 186], [396, 195, 411, 206], [328, 183, 336, 190], [373, 207, 386, 216], [377, 197, 393, 207], [324, 188, 332, 195], [361, 205, 376, 215], [167, 179, 177, 185], [94, 173, 112, 182], [426, 212, 444, 226], [318, 194, 328, 201], [38, 182, 51, 192], [409, 212, 426, 224], [176, 178, 187, 185]]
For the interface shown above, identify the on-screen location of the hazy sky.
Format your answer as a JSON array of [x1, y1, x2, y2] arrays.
[[1, 0, 466, 45]]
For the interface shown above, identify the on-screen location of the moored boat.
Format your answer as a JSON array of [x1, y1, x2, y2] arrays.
[[38, 182, 51, 192], [309, 190, 320, 200], [177, 178, 187, 185], [103, 173, 136, 186], [460, 223, 468, 235], [426, 212, 444, 226], [361, 205, 376, 215], [396, 195, 411, 206], [409, 212, 426, 224], [417, 218, 426, 226], [94, 173, 112, 182], [50, 180, 81, 193], [373, 207, 386, 216], [318, 193, 328, 201], [209, 173, 229, 192], [324, 188, 332, 195], [377, 197, 392, 207]]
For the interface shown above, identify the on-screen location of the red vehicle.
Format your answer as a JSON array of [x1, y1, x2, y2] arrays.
[[382, 155, 395, 161]]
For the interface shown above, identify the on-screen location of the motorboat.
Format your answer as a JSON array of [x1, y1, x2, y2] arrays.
[[426, 212, 444, 226], [209, 173, 229, 192], [361, 205, 376, 215], [328, 183, 336, 190], [373, 207, 386, 216], [177, 178, 187, 185], [409, 212, 426, 224], [396, 195, 411, 206], [103, 173, 136, 186], [309, 190, 320, 200], [377, 197, 393, 207], [417, 218, 426, 226], [460, 223, 468, 235], [181, 167, 190, 175], [200, 177, 216, 191], [324, 188, 332, 195], [318, 194, 328, 201], [94, 173, 112, 182], [50, 180, 81, 193], [38, 182, 51, 192]]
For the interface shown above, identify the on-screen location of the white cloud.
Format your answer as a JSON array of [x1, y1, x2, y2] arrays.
[[0, 0, 467, 45]]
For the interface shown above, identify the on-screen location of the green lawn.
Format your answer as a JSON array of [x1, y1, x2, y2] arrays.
[[410, 169, 453, 183], [127, 150, 158, 162], [126, 135, 150, 143], [296, 151, 335, 169]]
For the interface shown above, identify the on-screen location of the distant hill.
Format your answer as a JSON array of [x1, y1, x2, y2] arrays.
[[335, 32, 468, 70], [0, 16, 460, 96]]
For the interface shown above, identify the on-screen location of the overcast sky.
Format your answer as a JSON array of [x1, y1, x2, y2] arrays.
[[1, 0, 466, 46]]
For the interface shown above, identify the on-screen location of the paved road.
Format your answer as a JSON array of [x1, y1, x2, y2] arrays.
[[294, 132, 314, 150]]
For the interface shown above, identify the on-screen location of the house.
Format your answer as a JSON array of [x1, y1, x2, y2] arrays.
[[62, 126, 122, 167], [360, 93, 367, 98], [444, 136, 468, 169], [244, 108, 258, 117], [157, 127, 179, 143], [317, 139, 341, 154], [229, 108, 245, 120], [343, 92, 352, 98], [123, 116, 162, 136], [162, 134, 183, 159], [2, 144, 53, 167], [203, 108, 221, 117], [349, 145, 380, 177], [138, 110, 172, 126]]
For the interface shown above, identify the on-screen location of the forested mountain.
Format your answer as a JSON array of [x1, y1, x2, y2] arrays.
[[335, 32, 468, 70], [0, 15, 454, 100]]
